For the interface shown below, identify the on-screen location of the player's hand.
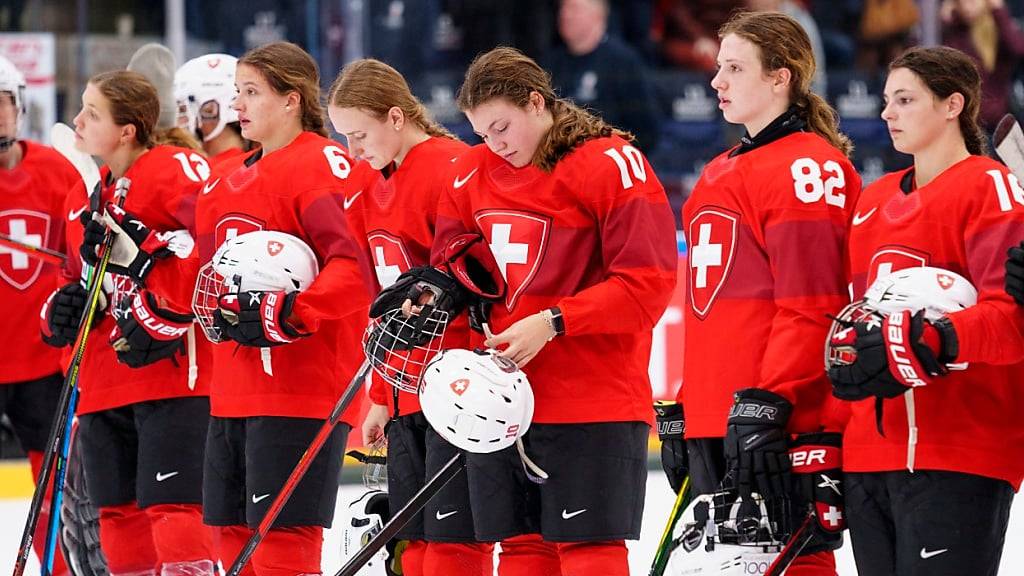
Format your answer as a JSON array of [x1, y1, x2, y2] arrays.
[[361, 402, 390, 446], [484, 311, 556, 368], [723, 388, 793, 500], [1005, 241, 1024, 304], [655, 400, 688, 493], [213, 290, 307, 347]]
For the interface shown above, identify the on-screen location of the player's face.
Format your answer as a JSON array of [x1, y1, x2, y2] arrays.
[[232, 64, 293, 144], [328, 105, 401, 170], [711, 34, 783, 132], [0, 91, 17, 141], [72, 82, 125, 158], [466, 96, 548, 168], [881, 67, 952, 155]]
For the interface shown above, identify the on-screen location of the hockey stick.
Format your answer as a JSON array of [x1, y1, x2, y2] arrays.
[[13, 178, 131, 576], [0, 234, 67, 266], [50, 123, 101, 195], [995, 114, 1024, 180], [225, 359, 373, 576], [648, 476, 692, 576], [333, 452, 466, 576], [764, 508, 816, 576]]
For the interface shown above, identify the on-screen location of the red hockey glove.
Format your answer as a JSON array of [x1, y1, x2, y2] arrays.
[[109, 290, 191, 368], [213, 290, 307, 347]]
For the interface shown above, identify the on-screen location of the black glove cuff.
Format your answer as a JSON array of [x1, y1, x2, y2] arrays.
[[654, 400, 684, 441], [728, 388, 793, 426], [932, 316, 958, 364]]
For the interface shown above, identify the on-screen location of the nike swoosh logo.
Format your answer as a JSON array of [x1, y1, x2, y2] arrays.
[[920, 547, 948, 559], [561, 508, 587, 520], [202, 178, 221, 195], [852, 207, 877, 226], [435, 510, 458, 520], [68, 206, 86, 221], [343, 190, 362, 210], [252, 493, 271, 504], [155, 471, 179, 482], [453, 168, 478, 189]]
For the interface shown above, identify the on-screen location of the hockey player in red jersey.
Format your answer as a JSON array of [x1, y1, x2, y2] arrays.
[[174, 53, 253, 168], [0, 54, 76, 576], [666, 11, 862, 575], [327, 59, 497, 576], [424, 47, 677, 576], [53, 64, 216, 575], [826, 46, 1024, 576], [134, 42, 369, 576]]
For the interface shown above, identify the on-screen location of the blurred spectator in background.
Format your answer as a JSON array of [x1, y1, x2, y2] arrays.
[[446, 0, 557, 63], [942, 0, 1024, 128], [544, 0, 661, 151], [812, 0, 861, 69], [746, 0, 827, 92], [651, 0, 739, 72], [857, 0, 919, 71]]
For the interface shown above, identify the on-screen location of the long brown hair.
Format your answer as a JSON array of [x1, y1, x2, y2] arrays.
[[889, 46, 987, 156], [238, 42, 327, 137], [720, 11, 853, 157], [456, 47, 631, 172], [90, 70, 159, 148], [151, 126, 202, 151], [328, 59, 453, 139]]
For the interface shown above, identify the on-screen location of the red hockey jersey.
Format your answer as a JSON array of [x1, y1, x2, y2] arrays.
[[344, 136, 469, 417], [677, 132, 861, 437], [843, 155, 1024, 489], [0, 141, 79, 383], [186, 131, 368, 422], [63, 145, 211, 414], [434, 136, 678, 425]]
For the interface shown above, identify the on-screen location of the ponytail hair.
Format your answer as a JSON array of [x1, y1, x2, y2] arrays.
[[720, 11, 853, 157], [457, 47, 631, 171]]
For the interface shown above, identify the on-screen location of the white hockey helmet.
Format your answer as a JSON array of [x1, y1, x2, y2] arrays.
[[192, 230, 319, 342], [0, 55, 26, 148], [665, 490, 787, 576], [419, 348, 534, 454], [341, 490, 400, 576], [174, 54, 238, 142], [826, 266, 977, 370]]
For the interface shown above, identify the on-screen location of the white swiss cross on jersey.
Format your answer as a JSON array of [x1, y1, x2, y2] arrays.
[[215, 215, 265, 251], [868, 246, 930, 286], [367, 231, 413, 289], [474, 210, 550, 311], [687, 207, 738, 319], [0, 210, 50, 290]]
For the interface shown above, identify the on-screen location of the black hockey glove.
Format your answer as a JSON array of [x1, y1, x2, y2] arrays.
[[213, 290, 307, 347], [80, 202, 193, 285], [40, 282, 106, 348], [1006, 241, 1024, 304], [789, 432, 845, 553], [109, 290, 191, 368], [827, 309, 951, 401], [655, 400, 688, 494], [369, 265, 469, 320], [724, 388, 793, 501]]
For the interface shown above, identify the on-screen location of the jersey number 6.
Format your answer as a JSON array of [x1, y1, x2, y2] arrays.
[[791, 157, 846, 208]]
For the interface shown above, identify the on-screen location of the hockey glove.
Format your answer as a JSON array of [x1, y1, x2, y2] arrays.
[[789, 432, 845, 553], [440, 233, 507, 334], [40, 282, 106, 347], [655, 400, 688, 494], [213, 290, 307, 347], [724, 388, 793, 501], [80, 202, 193, 285], [827, 309, 950, 401], [370, 266, 469, 319], [1006, 241, 1024, 304], [109, 290, 191, 368]]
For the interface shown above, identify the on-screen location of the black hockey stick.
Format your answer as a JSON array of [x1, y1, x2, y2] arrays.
[[333, 452, 466, 576], [0, 234, 67, 266], [14, 178, 132, 576], [764, 508, 816, 576], [225, 359, 373, 576], [649, 476, 692, 576], [995, 114, 1024, 180]]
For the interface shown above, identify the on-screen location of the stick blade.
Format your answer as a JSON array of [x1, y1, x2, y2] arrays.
[[994, 114, 1024, 180], [50, 122, 102, 194]]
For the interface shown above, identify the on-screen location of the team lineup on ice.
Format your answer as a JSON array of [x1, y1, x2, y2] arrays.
[[2, 4, 1024, 576]]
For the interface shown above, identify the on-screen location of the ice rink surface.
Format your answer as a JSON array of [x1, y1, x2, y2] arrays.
[[1, 470, 1020, 575]]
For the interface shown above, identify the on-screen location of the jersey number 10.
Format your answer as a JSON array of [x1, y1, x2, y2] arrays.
[[987, 169, 1024, 212]]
